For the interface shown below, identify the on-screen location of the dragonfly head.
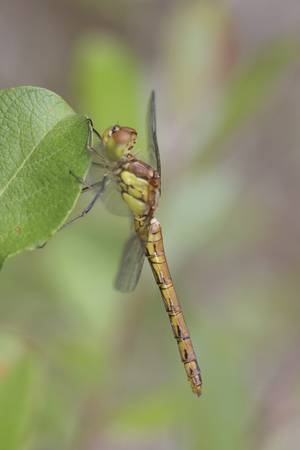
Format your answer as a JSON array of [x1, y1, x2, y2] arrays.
[[102, 125, 137, 161]]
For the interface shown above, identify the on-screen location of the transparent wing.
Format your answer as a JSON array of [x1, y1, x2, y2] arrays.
[[146, 91, 161, 179], [114, 231, 145, 292], [101, 180, 130, 216]]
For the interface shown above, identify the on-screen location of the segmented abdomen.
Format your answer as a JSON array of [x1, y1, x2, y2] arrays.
[[140, 217, 202, 396]]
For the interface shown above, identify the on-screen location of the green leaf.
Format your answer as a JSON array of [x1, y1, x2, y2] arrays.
[[198, 39, 300, 166], [0, 86, 90, 268]]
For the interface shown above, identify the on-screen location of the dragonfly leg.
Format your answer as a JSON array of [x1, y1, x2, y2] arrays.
[[35, 240, 48, 249], [69, 169, 88, 187], [81, 180, 103, 194], [69, 169, 104, 194], [86, 118, 103, 158], [61, 176, 108, 229], [87, 118, 102, 140], [37, 164, 107, 247], [36, 177, 107, 247]]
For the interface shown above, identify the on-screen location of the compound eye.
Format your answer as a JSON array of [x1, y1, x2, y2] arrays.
[[111, 125, 120, 134]]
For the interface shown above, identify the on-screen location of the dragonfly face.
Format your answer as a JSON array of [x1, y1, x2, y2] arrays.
[[102, 125, 137, 161]]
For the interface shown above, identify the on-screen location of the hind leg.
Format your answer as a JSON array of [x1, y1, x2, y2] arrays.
[[61, 176, 108, 229], [36, 174, 108, 248]]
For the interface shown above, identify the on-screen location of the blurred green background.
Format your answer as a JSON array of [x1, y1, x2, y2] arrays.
[[1, 1, 300, 449]]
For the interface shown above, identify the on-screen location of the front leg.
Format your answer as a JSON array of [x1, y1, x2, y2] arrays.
[[61, 175, 108, 229], [86, 118, 104, 158], [69, 169, 103, 193]]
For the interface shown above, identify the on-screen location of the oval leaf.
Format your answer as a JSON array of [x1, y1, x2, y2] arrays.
[[0, 86, 90, 268]]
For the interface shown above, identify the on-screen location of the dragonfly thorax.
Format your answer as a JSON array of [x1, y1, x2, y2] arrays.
[[119, 158, 160, 219], [102, 125, 137, 161]]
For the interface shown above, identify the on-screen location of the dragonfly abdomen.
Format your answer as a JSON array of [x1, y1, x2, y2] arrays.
[[143, 217, 202, 396]]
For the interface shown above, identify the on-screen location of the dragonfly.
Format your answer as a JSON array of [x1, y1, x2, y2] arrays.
[[73, 92, 202, 396]]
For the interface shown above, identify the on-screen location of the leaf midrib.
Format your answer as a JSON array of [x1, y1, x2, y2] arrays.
[[0, 113, 74, 199]]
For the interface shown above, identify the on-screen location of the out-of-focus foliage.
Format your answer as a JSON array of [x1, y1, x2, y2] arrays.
[[0, 332, 41, 450], [71, 35, 142, 130], [200, 39, 300, 165], [0, 87, 90, 269], [1, 1, 300, 450], [162, 3, 231, 112]]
